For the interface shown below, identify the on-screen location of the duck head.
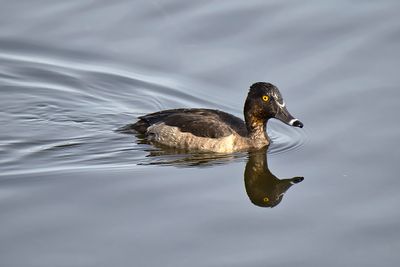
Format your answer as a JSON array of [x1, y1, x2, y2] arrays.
[[244, 82, 303, 134]]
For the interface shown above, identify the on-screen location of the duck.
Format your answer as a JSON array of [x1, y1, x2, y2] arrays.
[[122, 82, 303, 153]]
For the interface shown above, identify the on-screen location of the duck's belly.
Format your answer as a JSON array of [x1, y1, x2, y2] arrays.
[[146, 123, 264, 153]]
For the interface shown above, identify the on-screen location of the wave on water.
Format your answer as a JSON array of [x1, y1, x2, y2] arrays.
[[267, 120, 308, 155], [0, 41, 236, 175], [0, 40, 306, 176]]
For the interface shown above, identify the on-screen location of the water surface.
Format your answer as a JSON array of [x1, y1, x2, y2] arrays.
[[1, 1, 400, 266]]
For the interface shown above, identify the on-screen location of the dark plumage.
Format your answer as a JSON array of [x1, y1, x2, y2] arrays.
[[131, 108, 247, 138], [120, 82, 303, 152]]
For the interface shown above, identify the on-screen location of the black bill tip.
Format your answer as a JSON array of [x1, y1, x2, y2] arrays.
[[291, 119, 304, 128], [291, 177, 304, 184]]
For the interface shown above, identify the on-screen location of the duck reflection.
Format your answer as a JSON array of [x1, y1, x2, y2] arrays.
[[245, 148, 303, 207], [132, 137, 303, 208]]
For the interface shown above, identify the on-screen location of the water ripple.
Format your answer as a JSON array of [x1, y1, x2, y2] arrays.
[[267, 121, 308, 155], [0, 41, 307, 175], [0, 42, 239, 175]]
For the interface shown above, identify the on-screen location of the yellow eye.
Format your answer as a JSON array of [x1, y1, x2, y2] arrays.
[[263, 197, 269, 202], [262, 95, 269, 102]]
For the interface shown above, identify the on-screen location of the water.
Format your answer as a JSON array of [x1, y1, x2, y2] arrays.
[[1, 1, 400, 266]]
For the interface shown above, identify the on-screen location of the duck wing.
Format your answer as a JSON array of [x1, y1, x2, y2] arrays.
[[130, 108, 247, 138]]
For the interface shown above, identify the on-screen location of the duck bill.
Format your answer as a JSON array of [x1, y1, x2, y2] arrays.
[[274, 107, 303, 128]]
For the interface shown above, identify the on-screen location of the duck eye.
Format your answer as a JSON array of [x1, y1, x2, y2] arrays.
[[262, 95, 269, 102]]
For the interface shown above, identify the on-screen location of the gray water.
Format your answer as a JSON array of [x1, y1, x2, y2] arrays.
[[1, 1, 400, 266]]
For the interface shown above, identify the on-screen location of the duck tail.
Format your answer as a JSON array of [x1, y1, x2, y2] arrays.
[[116, 119, 149, 134]]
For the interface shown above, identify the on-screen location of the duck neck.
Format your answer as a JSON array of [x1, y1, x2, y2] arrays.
[[246, 116, 269, 141]]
